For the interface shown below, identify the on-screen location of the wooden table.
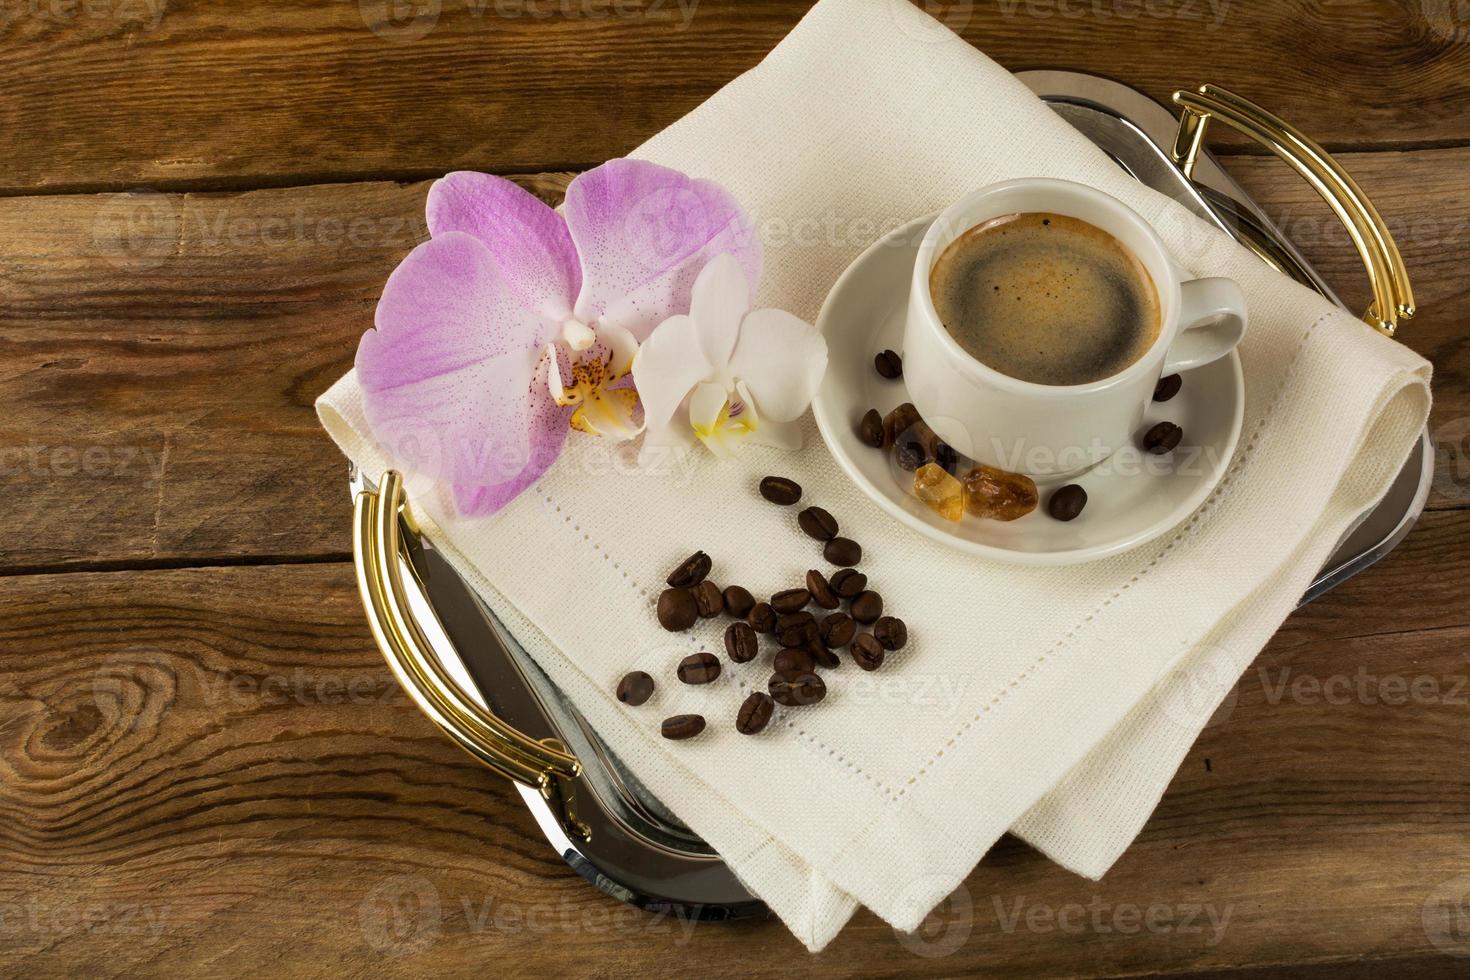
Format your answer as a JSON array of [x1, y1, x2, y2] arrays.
[[3, 2, 1468, 976]]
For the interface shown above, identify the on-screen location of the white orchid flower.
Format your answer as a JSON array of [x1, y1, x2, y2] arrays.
[[633, 253, 828, 461]]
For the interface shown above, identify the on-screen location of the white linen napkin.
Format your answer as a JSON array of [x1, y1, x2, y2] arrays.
[[317, 0, 1431, 951]]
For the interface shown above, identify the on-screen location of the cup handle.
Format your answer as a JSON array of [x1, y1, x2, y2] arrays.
[[1163, 277, 1249, 375]]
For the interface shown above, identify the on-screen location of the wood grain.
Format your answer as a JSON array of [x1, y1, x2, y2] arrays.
[[4, 9, 1467, 971], [3, 0, 1470, 195], [1, 540, 1467, 978], [0, 173, 569, 572], [0, 152, 1465, 573]]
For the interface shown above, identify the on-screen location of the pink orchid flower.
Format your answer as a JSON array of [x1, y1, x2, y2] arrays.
[[355, 159, 761, 516]]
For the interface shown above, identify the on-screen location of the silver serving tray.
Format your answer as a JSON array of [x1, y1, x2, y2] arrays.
[[351, 70, 1434, 919], [1016, 71, 1432, 605]]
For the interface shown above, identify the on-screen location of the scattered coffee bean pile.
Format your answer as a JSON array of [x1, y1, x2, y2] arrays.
[[616, 475, 910, 741]]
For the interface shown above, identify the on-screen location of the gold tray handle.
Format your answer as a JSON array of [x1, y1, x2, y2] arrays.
[[1171, 84, 1415, 337], [353, 471, 589, 839]]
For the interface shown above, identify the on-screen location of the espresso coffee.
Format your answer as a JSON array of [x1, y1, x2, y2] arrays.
[[929, 212, 1161, 386]]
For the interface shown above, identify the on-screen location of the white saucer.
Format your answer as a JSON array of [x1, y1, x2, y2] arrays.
[[812, 214, 1244, 567]]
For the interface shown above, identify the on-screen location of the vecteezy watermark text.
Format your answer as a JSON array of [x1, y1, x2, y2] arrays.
[[893, 879, 1234, 957], [1257, 665, 1468, 708], [0, 442, 169, 480], [18, 0, 168, 30], [358, 0, 700, 43], [994, 894, 1232, 944], [990, 0, 1231, 29], [0, 900, 171, 941], [358, 874, 702, 955]]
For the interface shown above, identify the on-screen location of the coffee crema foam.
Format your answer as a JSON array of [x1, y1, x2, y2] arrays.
[[929, 212, 1161, 386]]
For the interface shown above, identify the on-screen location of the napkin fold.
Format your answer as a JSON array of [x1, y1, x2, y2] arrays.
[[318, 0, 1431, 951]]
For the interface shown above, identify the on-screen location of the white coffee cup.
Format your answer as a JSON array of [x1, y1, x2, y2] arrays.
[[903, 178, 1248, 479]]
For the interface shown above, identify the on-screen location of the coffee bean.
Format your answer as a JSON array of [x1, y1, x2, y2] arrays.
[[736, 692, 775, 735], [798, 506, 839, 541], [933, 442, 959, 474], [874, 349, 903, 379], [850, 590, 883, 624], [769, 670, 827, 707], [775, 612, 818, 647], [616, 671, 654, 706], [747, 602, 777, 633], [824, 537, 862, 567], [666, 550, 711, 589], [809, 640, 841, 669], [759, 475, 802, 506], [858, 409, 885, 448], [661, 714, 706, 740], [657, 588, 698, 632], [693, 580, 722, 618], [771, 588, 811, 614], [850, 633, 885, 671], [806, 569, 840, 610], [773, 647, 815, 674], [776, 610, 816, 630], [1048, 484, 1088, 522], [895, 441, 926, 472], [724, 622, 759, 664], [819, 612, 856, 648], [677, 652, 721, 685], [1154, 374, 1183, 403], [873, 616, 908, 652], [830, 568, 867, 598], [1143, 421, 1184, 455], [722, 585, 755, 619]]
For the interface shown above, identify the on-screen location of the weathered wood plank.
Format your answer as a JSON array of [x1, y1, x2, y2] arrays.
[[2, 0, 1469, 194], [0, 151, 1462, 571], [1, 552, 1466, 976], [0, 173, 561, 572]]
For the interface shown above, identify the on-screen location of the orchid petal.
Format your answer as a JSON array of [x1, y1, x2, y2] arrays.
[[638, 418, 696, 467], [728, 308, 828, 423], [564, 159, 762, 341], [357, 231, 567, 514], [571, 384, 644, 440], [731, 378, 764, 447], [749, 418, 803, 451], [631, 314, 713, 434], [426, 171, 580, 322], [451, 356, 571, 515], [546, 342, 573, 405], [688, 382, 727, 432], [597, 321, 640, 380], [689, 382, 738, 459], [688, 253, 749, 370]]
